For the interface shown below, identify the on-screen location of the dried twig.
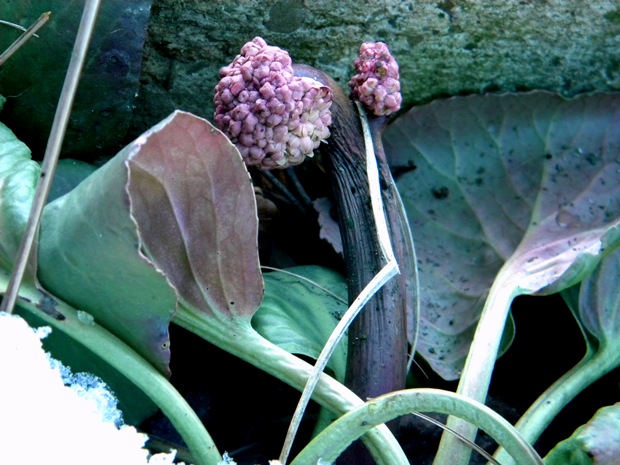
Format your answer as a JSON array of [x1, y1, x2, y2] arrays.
[[0, 12, 51, 67], [0, 0, 102, 314]]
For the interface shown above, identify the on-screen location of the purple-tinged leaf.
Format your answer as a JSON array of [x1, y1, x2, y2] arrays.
[[573, 239, 620, 345], [38, 111, 263, 374], [127, 111, 263, 319], [313, 197, 343, 255], [545, 403, 620, 465], [385, 92, 620, 379]]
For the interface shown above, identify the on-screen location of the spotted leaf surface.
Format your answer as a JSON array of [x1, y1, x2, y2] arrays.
[[385, 92, 620, 379]]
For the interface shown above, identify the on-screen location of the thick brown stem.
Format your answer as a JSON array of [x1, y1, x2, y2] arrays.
[[335, 137, 408, 400], [294, 65, 417, 465], [294, 64, 414, 401]]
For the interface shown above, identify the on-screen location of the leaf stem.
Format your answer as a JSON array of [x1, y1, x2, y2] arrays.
[[494, 347, 619, 465], [0, 0, 100, 314], [433, 266, 519, 465], [260, 170, 307, 214], [279, 261, 398, 464], [356, 101, 395, 265], [173, 305, 409, 465], [286, 168, 313, 208], [367, 114, 420, 368], [290, 388, 543, 465]]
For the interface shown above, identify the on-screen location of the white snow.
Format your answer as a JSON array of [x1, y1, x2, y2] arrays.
[[0, 313, 181, 465]]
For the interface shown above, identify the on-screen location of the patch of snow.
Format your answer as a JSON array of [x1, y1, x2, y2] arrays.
[[218, 451, 237, 464], [0, 313, 181, 465]]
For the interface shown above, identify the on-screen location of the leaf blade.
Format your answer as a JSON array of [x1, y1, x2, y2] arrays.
[[126, 110, 263, 319], [0, 121, 39, 272], [252, 266, 348, 381], [545, 403, 620, 465], [385, 92, 620, 379], [38, 145, 176, 375]]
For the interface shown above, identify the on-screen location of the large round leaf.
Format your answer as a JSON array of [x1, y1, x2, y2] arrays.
[[576, 243, 620, 346], [384, 92, 620, 380]]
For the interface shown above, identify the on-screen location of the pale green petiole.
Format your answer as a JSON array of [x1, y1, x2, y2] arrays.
[[494, 335, 620, 464], [434, 266, 520, 465], [173, 304, 409, 465], [290, 388, 544, 465]]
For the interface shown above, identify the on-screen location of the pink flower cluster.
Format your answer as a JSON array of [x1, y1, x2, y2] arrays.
[[214, 37, 332, 169], [349, 42, 402, 116]]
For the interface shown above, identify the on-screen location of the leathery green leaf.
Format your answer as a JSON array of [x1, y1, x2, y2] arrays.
[[253, 266, 348, 381], [385, 92, 620, 380], [38, 128, 177, 375], [0, 121, 39, 272]]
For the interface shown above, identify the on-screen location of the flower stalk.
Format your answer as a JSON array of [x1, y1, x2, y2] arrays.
[[213, 39, 417, 463], [295, 41, 418, 405]]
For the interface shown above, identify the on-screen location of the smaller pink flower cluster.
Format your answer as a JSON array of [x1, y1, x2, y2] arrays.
[[214, 37, 332, 169], [349, 42, 402, 116]]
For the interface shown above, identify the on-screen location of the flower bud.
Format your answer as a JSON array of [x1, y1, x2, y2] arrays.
[[214, 37, 333, 169], [349, 42, 402, 116]]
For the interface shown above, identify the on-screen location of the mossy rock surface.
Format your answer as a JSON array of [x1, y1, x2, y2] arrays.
[[132, 0, 620, 134]]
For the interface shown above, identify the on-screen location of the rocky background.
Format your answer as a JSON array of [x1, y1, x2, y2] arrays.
[[2, 1, 618, 162], [131, 0, 620, 135]]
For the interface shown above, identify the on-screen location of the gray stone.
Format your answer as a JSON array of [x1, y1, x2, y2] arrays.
[[132, 0, 620, 133]]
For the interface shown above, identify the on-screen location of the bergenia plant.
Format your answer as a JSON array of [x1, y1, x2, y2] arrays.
[[2, 6, 620, 465], [1, 27, 404, 465]]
